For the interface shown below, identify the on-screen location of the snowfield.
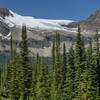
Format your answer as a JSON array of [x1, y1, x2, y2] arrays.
[[4, 10, 73, 30]]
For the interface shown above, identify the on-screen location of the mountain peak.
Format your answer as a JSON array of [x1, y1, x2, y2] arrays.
[[66, 10, 100, 31], [1, 9, 72, 29], [87, 10, 100, 20], [0, 8, 13, 18]]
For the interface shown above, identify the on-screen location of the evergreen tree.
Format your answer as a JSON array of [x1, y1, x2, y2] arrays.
[[62, 43, 67, 81], [64, 65, 73, 100], [20, 25, 32, 100], [5, 56, 10, 96], [96, 87, 100, 100], [60, 43, 67, 100], [61, 45, 75, 100], [77, 38, 96, 100], [87, 39, 96, 99], [81, 37, 86, 70], [74, 25, 84, 98], [6, 33, 13, 97], [95, 32, 100, 91], [67, 45, 75, 99], [31, 53, 40, 100], [52, 40, 55, 70], [51, 32, 62, 100], [36, 57, 50, 100], [8, 34, 20, 100], [78, 65, 92, 100], [87, 39, 92, 66], [92, 31, 100, 97], [10, 50, 20, 100]]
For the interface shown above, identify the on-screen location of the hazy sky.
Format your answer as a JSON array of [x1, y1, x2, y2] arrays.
[[0, 0, 100, 21]]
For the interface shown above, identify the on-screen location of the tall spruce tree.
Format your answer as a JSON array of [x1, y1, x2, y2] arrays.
[[74, 25, 84, 99], [60, 43, 67, 100], [93, 31, 100, 97], [49, 40, 56, 99], [52, 40, 55, 70], [8, 34, 20, 100], [7, 33, 13, 97], [67, 45, 75, 99], [87, 39, 92, 66], [36, 57, 50, 100], [61, 45, 75, 100], [10, 50, 20, 100], [20, 25, 32, 100], [87, 39, 96, 99], [51, 32, 62, 100], [31, 53, 40, 100], [78, 38, 94, 99], [62, 43, 67, 81], [5, 56, 10, 97], [81, 37, 86, 71]]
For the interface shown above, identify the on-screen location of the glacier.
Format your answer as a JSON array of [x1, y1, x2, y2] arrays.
[[4, 10, 73, 30]]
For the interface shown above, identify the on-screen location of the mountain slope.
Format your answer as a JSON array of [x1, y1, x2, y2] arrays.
[[67, 10, 100, 34], [4, 10, 72, 30], [0, 8, 99, 56]]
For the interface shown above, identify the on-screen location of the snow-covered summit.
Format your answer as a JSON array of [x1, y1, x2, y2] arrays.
[[2, 10, 73, 30]]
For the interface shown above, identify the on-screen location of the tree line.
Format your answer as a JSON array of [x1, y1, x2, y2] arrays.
[[0, 25, 100, 100]]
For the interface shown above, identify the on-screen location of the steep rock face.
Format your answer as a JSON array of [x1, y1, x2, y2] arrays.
[[88, 10, 100, 20], [0, 21, 10, 36], [67, 10, 100, 33], [0, 8, 99, 56], [0, 8, 13, 18]]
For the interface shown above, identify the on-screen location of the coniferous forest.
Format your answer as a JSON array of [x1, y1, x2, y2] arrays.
[[0, 25, 100, 100]]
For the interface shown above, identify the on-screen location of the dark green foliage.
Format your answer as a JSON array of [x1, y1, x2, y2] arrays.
[[31, 53, 40, 100], [6, 34, 13, 97], [51, 32, 63, 100], [0, 25, 100, 100], [74, 25, 84, 98], [60, 43, 67, 100], [36, 57, 50, 100], [8, 34, 20, 100], [86, 39, 96, 99], [20, 25, 32, 100], [5, 57, 10, 96], [94, 32, 100, 90], [96, 87, 100, 100], [67, 45, 75, 98], [10, 50, 20, 100], [52, 40, 55, 71], [62, 43, 67, 80]]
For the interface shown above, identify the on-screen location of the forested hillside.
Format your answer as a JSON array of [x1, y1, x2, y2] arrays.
[[0, 25, 100, 100]]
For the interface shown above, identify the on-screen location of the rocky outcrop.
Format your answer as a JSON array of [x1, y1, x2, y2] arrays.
[[0, 21, 10, 36], [66, 10, 100, 33], [0, 8, 13, 18]]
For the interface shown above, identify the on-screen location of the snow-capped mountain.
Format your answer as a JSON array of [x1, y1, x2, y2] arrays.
[[0, 8, 99, 56], [3, 10, 73, 30]]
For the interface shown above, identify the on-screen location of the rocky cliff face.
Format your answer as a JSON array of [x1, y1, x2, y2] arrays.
[[0, 8, 13, 18], [67, 10, 100, 34], [0, 8, 99, 56]]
